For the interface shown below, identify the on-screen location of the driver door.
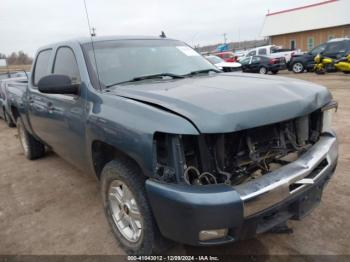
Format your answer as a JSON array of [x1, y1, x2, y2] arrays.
[[43, 47, 88, 168]]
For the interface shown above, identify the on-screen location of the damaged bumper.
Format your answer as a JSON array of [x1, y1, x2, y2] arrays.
[[146, 133, 338, 246]]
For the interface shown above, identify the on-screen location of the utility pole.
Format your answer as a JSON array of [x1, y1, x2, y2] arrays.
[[237, 28, 241, 49], [223, 33, 227, 44]]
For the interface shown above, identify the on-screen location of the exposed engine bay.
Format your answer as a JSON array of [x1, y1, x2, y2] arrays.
[[153, 110, 323, 186]]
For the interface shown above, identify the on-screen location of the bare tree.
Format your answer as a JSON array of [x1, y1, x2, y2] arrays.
[[6, 51, 32, 65]]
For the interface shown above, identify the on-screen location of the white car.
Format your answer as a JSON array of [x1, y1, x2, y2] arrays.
[[243, 45, 301, 63], [206, 55, 242, 72]]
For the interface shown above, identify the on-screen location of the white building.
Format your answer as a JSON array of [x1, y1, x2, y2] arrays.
[[261, 0, 350, 51]]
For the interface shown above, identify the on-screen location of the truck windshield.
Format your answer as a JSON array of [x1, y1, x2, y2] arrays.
[[82, 39, 217, 88]]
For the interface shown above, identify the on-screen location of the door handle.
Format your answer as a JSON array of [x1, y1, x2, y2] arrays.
[[47, 102, 55, 113]]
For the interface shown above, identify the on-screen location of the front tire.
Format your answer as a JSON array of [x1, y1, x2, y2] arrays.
[[292, 62, 304, 73], [17, 118, 45, 160], [259, 66, 268, 74], [101, 160, 167, 255]]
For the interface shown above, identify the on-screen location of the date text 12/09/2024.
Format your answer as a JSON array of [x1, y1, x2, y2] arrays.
[[127, 255, 220, 261]]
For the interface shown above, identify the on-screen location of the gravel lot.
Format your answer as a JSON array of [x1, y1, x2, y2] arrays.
[[0, 72, 349, 255]]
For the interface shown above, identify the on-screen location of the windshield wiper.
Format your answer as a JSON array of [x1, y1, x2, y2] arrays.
[[106, 73, 184, 88], [185, 68, 221, 76]]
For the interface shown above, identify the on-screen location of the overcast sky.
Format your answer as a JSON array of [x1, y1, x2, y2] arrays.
[[1, 0, 320, 56]]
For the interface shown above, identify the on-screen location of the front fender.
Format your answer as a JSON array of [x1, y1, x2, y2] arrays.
[[85, 92, 199, 177]]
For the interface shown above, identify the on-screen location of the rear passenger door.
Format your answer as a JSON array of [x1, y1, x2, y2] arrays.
[[28, 49, 55, 140]]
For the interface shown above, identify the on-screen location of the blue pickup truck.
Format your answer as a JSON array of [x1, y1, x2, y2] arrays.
[[10, 36, 338, 255]]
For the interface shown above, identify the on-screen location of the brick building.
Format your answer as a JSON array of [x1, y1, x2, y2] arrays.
[[261, 0, 350, 52]]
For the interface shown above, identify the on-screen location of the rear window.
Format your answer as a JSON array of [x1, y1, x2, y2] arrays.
[[223, 53, 234, 59], [33, 49, 52, 86], [258, 48, 267, 55]]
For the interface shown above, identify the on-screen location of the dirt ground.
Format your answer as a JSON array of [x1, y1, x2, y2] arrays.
[[0, 72, 349, 256]]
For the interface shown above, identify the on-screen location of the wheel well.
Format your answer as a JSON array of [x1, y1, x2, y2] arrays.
[[91, 141, 143, 179], [293, 61, 304, 66], [10, 106, 19, 122]]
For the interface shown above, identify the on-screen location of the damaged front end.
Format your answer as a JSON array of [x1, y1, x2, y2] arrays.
[[147, 102, 338, 245], [153, 108, 329, 187]]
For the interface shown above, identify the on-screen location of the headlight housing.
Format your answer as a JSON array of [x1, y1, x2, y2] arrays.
[[321, 101, 338, 133]]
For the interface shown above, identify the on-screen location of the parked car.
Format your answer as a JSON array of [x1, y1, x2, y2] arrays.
[[0, 71, 29, 80], [206, 55, 241, 72], [10, 36, 338, 255], [289, 38, 350, 73], [234, 50, 248, 60], [0, 77, 28, 127], [213, 51, 237, 62], [243, 45, 301, 64], [240, 55, 286, 74]]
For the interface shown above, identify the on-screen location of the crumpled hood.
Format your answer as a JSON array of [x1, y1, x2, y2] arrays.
[[109, 73, 332, 133]]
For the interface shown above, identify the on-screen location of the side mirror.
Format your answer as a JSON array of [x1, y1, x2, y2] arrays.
[[38, 74, 79, 95]]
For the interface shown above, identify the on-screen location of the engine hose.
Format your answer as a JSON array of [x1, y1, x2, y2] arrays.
[[183, 166, 201, 185], [213, 150, 232, 184], [198, 172, 218, 185]]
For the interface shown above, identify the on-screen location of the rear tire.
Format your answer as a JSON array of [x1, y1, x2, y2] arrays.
[[101, 160, 170, 255], [4, 111, 15, 128], [292, 62, 304, 73], [259, 66, 268, 74], [17, 118, 45, 160]]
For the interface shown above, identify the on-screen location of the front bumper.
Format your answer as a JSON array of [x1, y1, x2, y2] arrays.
[[146, 134, 338, 246]]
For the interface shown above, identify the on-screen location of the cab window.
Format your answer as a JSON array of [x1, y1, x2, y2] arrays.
[[53, 47, 81, 84], [325, 41, 346, 54], [33, 49, 52, 86]]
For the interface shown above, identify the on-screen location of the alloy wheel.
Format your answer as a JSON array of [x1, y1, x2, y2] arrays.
[[108, 180, 143, 243], [293, 63, 304, 73]]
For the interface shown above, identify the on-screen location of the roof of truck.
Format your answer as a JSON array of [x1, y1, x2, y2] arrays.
[[36, 35, 177, 52], [76, 35, 174, 44]]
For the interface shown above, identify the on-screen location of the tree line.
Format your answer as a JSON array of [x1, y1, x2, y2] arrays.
[[0, 51, 33, 65]]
